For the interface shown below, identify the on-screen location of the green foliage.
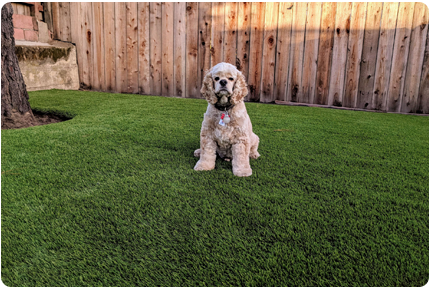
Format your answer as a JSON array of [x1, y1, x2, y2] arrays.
[[2, 89, 428, 286]]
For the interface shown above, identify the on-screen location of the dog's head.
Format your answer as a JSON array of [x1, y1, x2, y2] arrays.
[[200, 62, 248, 108]]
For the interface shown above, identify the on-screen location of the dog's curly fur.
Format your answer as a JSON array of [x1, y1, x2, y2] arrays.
[[194, 62, 260, 177]]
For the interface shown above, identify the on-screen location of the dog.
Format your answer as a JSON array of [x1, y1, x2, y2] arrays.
[[194, 62, 260, 177]]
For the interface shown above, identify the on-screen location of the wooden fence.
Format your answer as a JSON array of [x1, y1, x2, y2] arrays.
[[48, 2, 429, 114]]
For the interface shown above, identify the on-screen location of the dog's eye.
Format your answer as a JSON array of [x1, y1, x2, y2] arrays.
[[214, 77, 220, 81], [229, 78, 234, 81]]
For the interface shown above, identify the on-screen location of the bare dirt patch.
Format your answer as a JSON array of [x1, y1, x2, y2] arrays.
[[1, 110, 71, 130]]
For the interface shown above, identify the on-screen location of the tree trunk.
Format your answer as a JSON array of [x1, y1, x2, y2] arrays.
[[1, 3, 35, 129]]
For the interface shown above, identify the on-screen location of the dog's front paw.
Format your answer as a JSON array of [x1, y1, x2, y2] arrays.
[[233, 168, 252, 177], [194, 160, 215, 171], [249, 151, 260, 159]]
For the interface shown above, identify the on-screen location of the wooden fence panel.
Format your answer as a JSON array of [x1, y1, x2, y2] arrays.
[[52, 2, 429, 114], [302, 2, 322, 104], [138, 2, 150, 95], [402, 2, 429, 113], [343, 2, 366, 108], [356, 2, 383, 109], [161, 2, 174, 96], [174, 2, 186, 97], [247, 2, 265, 101], [328, 2, 352, 107]]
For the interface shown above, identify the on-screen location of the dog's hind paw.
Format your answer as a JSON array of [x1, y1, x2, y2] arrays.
[[194, 149, 201, 158]]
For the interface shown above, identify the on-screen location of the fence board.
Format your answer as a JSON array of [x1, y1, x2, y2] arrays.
[[302, 2, 322, 104], [418, 35, 429, 114], [247, 2, 265, 101], [59, 2, 71, 42], [386, 2, 415, 112], [211, 2, 225, 66], [186, 2, 199, 98], [224, 2, 238, 65], [402, 2, 429, 113], [343, 2, 367, 108], [51, 2, 60, 40], [315, 2, 336, 105], [198, 2, 212, 84], [115, 2, 127, 92], [161, 2, 174, 96], [237, 2, 251, 80], [286, 2, 307, 102], [138, 2, 150, 95], [356, 2, 383, 109], [92, 2, 105, 91], [328, 2, 352, 107], [149, 2, 162, 95], [373, 2, 399, 111], [103, 2, 116, 92], [69, 3, 82, 87], [125, 2, 138, 94], [81, 2, 93, 89], [174, 2, 186, 97], [260, 2, 279, 103]]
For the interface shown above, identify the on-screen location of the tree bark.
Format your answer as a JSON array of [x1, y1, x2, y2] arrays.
[[1, 3, 35, 129]]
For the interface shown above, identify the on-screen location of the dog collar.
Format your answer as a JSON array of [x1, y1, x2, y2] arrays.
[[214, 102, 234, 111]]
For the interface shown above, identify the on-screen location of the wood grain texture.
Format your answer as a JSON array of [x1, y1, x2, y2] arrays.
[[81, 2, 93, 89], [103, 2, 116, 92], [286, 2, 307, 102], [328, 2, 352, 107], [343, 2, 367, 108], [150, 2, 162, 95], [237, 2, 252, 81], [115, 2, 127, 93], [69, 3, 82, 87], [161, 2, 174, 96], [174, 2, 186, 97], [302, 2, 322, 104], [402, 2, 429, 113], [138, 2, 150, 95], [125, 2, 138, 94], [386, 2, 415, 112], [223, 2, 238, 66], [247, 2, 265, 101], [356, 2, 383, 109], [59, 2, 71, 42], [211, 2, 225, 66], [372, 2, 399, 111], [260, 2, 279, 103], [198, 2, 212, 85], [315, 2, 336, 105], [417, 34, 429, 114], [51, 2, 60, 40], [92, 2, 105, 91], [186, 2, 199, 98]]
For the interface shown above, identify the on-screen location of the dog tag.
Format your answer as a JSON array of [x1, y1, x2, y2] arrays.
[[219, 119, 226, 126], [223, 115, 230, 124]]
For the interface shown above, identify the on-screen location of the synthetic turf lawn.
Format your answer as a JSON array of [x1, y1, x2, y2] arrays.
[[1, 89, 428, 286]]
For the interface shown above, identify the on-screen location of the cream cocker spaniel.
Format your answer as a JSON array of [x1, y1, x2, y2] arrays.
[[194, 62, 260, 177]]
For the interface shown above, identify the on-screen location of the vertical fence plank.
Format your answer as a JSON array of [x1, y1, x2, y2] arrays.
[[174, 2, 186, 97], [418, 35, 429, 114], [92, 2, 105, 91], [103, 2, 116, 92], [211, 2, 225, 66], [343, 2, 366, 108], [150, 2, 162, 95], [224, 2, 238, 65], [286, 2, 307, 102], [51, 2, 60, 40], [356, 2, 383, 109], [186, 2, 199, 98], [386, 2, 415, 112], [315, 2, 336, 105], [198, 2, 212, 84], [161, 2, 174, 96], [328, 2, 352, 106], [81, 2, 93, 89], [126, 2, 138, 94], [59, 2, 71, 42], [69, 2, 82, 88], [237, 2, 252, 82], [247, 2, 265, 101], [373, 2, 399, 111], [260, 2, 279, 103], [402, 2, 429, 113], [138, 2, 150, 95], [115, 2, 127, 92], [302, 2, 322, 104]]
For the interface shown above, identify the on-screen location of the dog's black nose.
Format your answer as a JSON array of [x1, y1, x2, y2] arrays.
[[220, 79, 227, 86]]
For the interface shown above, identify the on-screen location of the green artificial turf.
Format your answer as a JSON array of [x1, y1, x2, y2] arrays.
[[2, 89, 429, 286]]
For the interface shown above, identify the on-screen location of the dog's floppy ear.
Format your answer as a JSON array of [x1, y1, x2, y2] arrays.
[[200, 68, 218, 104], [230, 71, 248, 105]]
